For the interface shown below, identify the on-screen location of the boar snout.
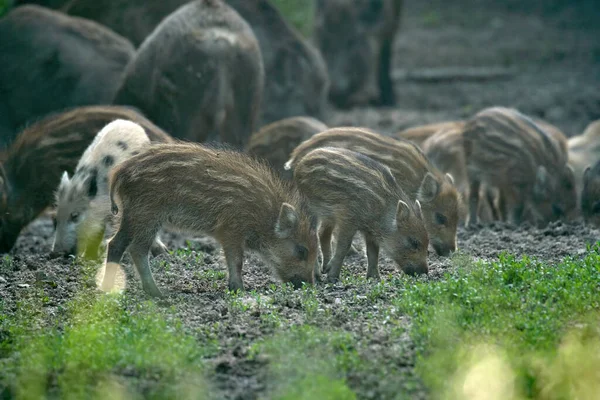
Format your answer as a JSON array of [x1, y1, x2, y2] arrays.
[[403, 262, 429, 276], [432, 241, 456, 257], [287, 274, 313, 289]]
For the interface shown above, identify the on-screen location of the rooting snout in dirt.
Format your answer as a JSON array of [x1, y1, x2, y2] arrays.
[[293, 147, 429, 282], [286, 127, 459, 257], [53, 119, 167, 259], [101, 142, 318, 297]]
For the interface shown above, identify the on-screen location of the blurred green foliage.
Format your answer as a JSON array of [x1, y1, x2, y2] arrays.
[[0, 0, 13, 17], [270, 0, 316, 38], [397, 245, 600, 399]]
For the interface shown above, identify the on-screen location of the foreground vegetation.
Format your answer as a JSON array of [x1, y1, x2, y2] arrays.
[[1, 245, 599, 399]]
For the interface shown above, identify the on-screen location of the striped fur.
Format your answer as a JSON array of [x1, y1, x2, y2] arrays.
[[294, 147, 428, 281], [0, 106, 172, 253], [246, 116, 328, 177], [568, 119, 600, 209], [286, 127, 459, 256], [463, 106, 576, 226], [581, 159, 600, 227], [395, 121, 466, 147], [102, 142, 318, 297]]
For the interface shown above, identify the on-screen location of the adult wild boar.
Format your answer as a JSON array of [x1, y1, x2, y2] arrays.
[[315, 0, 403, 108], [0, 5, 134, 147], [0, 106, 172, 253], [61, 0, 329, 126], [113, 0, 264, 149]]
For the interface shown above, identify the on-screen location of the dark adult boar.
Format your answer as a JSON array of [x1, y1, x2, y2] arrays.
[[101, 143, 318, 297], [462, 107, 576, 227], [113, 0, 264, 149], [246, 116, 328, 177], [285, 127, 460, 256], [0, 106, 172, 253], [61, 0, 329, 126], [315, 0, 403, 108], [0, 5, 134, 147]]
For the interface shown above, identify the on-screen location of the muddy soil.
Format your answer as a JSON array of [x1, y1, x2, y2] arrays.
[[1, 1, 599, 399]]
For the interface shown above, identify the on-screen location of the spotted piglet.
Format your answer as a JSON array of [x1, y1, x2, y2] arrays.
[[52, 119, 167, 259]]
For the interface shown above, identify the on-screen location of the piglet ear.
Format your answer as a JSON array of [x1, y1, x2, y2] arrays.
[[418, 172, 440, 203], [415, 200, 423, 219], [395, 200, 411, 224], [275, 203, 298, 239], [60, 171, 70, 186]]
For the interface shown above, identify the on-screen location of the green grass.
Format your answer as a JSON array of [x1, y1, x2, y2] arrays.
[[270, 0, 316, 38], [249, 325, 359, 400], [396, 246, 600, 399], [0, 291, 210, 399]]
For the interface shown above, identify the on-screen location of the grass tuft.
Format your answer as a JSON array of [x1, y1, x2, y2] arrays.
[[1, 292, 209, 399]]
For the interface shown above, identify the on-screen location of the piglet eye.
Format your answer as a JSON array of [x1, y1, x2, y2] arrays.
[[435, 212, 447, 225], [295, 245, 308, 261], [70, 212, 80, 222]]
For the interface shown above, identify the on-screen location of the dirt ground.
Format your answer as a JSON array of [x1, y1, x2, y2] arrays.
[[1, 1, 600, 399]]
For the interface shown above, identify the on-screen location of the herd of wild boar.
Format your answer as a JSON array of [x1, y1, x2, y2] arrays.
[[0, 0, 598, 297]]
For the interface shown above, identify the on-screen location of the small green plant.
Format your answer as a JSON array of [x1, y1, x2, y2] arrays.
[[249, 325, 359, 399], [0, 254, 14, 274], [2, 293, 209, 399], [395, 245, 600, 399]]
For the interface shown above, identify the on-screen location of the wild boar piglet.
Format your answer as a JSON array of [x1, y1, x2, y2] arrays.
[[294, 147, 429, 283], [53, 119, 167, 259], [462, 107, 576, 227], [101, 143, 318, 297], [286, 127, 459, 256], [246, 116, 328, 178], [581, 159, 600, 227]]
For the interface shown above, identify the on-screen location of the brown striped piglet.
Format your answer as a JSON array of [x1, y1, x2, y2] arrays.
[[394, 121, 465, 148], [53, 119, 167, 259], [568, 120, 600, 206], [246, 116, 328, 178], [286, 127, 459, 256], [101, 143, 318, 297], [0, 106, 172, 253], [293, 147, 428, 283], [581, 159, 600, 227], [462, 107, 576, 227]]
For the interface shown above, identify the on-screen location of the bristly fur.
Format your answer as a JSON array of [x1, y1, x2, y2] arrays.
[[0, 105, 172, 253], [286, 126, 459, 256]]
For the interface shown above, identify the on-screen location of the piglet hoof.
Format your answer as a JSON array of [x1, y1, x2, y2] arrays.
[[326, 274, 340, 285], [366, 272, 381, 281], [228, 280, 244, 293]]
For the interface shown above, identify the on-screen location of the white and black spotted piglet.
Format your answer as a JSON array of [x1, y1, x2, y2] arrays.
[[52, 119, 167, 258]]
